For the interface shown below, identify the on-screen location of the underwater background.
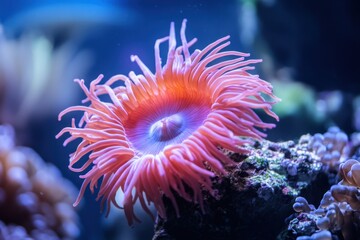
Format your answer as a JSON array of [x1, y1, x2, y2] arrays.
[[0, 0, 359, 239]]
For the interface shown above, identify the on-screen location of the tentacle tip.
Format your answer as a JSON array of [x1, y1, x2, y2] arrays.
[[130, 55, 137, 62], [275, 97, 282, 102]]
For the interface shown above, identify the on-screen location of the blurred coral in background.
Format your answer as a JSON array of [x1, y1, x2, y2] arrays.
[[0, 125, 79, 239], [0, 1, 137, 239], [0, 26, 91, 130]]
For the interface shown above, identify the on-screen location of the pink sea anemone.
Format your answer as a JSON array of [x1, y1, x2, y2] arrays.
[[56, 19, 279, 225]]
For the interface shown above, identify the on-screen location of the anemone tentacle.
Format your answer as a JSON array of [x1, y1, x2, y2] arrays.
[[57, 19, 279, 225]]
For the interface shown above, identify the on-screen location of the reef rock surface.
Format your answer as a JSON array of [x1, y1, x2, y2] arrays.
[[153, 127, 358, 240]]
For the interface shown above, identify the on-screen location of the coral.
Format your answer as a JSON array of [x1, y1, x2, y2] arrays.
[[308, 126, 348, 172], [331, 185, 360, 211], [283, 128, 360, 240], [339, 159, 360, 187], [296, 230, 332, 240], [286, 186, 360, 240], [57, 19, 279, 224], [0, 125, 79, 239], [293, 197, 315, 213]]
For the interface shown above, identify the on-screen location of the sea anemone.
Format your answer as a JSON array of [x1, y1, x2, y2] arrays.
[[56, 19, 279, 225]]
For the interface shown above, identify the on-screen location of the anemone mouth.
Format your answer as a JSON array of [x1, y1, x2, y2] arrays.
[[125, 89, 212, 155], [149, 113, 184, 142]]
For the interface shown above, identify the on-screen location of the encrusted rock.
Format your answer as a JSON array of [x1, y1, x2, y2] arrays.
[[153, 135, 329, 240]]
